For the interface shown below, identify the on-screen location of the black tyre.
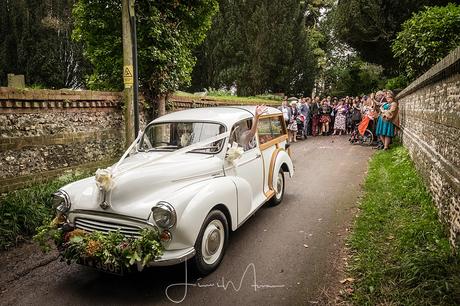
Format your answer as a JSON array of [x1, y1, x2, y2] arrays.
[[362, 129, 374, 146], [193, 210, 228, 276], [268, 169, 285, 206]]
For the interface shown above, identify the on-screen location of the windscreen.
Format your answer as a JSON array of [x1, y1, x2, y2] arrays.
[[139, 122, 225, 154]]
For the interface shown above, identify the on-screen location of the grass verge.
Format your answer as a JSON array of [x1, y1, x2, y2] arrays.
[[174, 91, 281, 105], [0, 170, 91, 250], [348, 145, 460, 305]]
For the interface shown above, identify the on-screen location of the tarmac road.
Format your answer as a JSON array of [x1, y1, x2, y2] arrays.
[[0, 136, 373, 306]]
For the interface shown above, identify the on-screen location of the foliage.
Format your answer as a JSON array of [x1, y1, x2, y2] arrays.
[[385, 75, 409, 91], [0, 0, 90, 88], [323, 57, 385, 97], [254, 94, 283, 101], [173, 91, 280, 105], [204, 88, 284, 100], [304, 0, 334, 73], [392, 3, 460, 80], [34, 221, 163, 269], [0, 170, 90, 250], [73, 0, 218, 100], [348, 145, 460, 305], [304, 0, 335, 29], [190, 0, 317, 97], [332, 0, 452, 74], [205, 88, 236, 97], [34, 215, 67, 252]]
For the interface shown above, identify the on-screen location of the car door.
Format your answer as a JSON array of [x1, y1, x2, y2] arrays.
[[257, 115, 288, 197], [226, 119, 265, 224]]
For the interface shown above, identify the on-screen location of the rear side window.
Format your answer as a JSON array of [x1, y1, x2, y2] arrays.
[[258, 116, 285, 145], [271, 117, 283, 138]]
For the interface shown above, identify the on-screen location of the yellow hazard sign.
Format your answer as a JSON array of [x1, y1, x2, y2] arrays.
[[123, 65, 134, 87]]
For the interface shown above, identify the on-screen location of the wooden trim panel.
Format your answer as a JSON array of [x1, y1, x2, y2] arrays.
[[259, 134, 288, 151], [268, 148, 284, 189], [264, 189, 275, 199]]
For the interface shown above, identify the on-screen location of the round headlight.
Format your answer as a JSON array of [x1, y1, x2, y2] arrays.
[[151, 202, 176, 229], [53, 190, 71, 214]]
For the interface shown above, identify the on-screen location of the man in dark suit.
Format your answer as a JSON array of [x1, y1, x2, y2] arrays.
[[299, 98, 310, 138]]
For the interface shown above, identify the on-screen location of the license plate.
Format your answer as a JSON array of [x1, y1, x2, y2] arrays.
[[78, 257, 124, 275]]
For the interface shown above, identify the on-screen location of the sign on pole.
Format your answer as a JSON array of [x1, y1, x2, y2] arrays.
[[123, 65, 134, 88]]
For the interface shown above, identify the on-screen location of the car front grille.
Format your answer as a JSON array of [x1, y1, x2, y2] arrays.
[[75, 218, 143, 238]]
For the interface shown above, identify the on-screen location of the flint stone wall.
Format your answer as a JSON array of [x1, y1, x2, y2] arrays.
[[0, 89, 277, 193], [0, 89, 129, 193], [397, 46, 460, 248]]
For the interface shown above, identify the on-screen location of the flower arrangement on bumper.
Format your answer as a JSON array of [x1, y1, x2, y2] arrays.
[[34, 215, 164, 270]]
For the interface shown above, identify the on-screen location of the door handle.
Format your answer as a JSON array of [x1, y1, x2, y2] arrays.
[[256, 153, 262, 158]]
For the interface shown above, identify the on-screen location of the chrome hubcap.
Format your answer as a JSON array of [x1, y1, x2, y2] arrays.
[[275, 172, 284, 199], [206, 229, 221, 254], [202, 219, 224, 265]]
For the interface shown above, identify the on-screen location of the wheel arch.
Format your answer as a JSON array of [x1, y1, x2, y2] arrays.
[[281, 162, 290, 173], [170, 177, 237, 249], [211, 203, 233, 233], [274, 150, 294, 180]]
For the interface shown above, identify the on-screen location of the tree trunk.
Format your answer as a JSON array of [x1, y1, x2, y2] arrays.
[[157, 94, 166, 117]]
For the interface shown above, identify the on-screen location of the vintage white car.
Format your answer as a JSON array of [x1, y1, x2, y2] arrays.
[[54, 106, 294, 275]]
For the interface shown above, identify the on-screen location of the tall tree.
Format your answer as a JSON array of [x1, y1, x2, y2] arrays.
[[190, 0, 317, 97], [332, 0, 452, 74], [73, 0, 218, 115], [0, 0, 89, 88], [323, 57, 385, 97]]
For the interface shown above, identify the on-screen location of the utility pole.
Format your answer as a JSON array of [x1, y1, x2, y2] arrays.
[[122, 0, 134, 147], [129, 0, 140, 138]]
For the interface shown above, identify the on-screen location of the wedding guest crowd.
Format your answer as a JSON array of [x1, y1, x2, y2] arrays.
[[279, 90, 399, 150]]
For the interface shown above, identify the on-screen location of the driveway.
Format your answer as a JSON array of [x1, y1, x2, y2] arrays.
[[0, 136, 373, 305]]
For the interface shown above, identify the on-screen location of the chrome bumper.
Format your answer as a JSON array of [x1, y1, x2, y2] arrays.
[[148, 247, 196, 267]]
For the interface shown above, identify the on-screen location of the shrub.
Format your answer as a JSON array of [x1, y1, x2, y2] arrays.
[[392, 3, 460, 80], [0, 170, 90, 250], [385, 75, 409, 91]]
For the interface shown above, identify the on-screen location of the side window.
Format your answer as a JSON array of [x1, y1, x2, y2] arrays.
[[271, 116, 284, 138], [258, 118, 273, 145], [230, 119, 256, 151], [257, 116, 286, 145]]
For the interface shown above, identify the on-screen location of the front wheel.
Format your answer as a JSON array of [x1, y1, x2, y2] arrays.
[[193, 210, 228, 276], [268, 169, 285, 206]]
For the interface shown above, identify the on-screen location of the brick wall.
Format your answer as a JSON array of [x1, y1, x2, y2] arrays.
[[397, 47, 460, 248]]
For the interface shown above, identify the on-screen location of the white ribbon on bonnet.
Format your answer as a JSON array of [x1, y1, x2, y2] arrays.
[[94, 130, 235, 192]]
